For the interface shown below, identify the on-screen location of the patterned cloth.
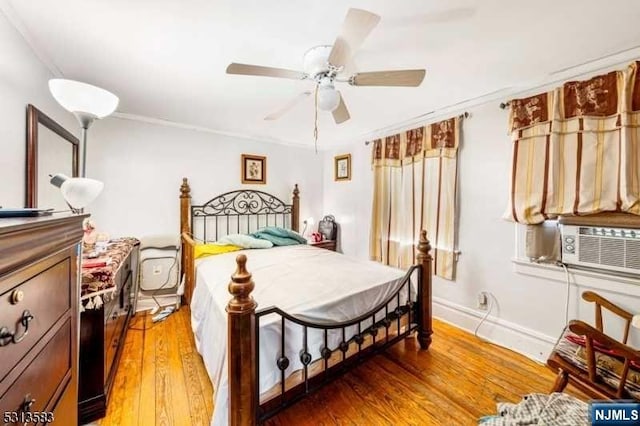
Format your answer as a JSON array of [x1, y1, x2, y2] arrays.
[[479, 393, 588, 425], [81, 238, 139, 309], [554, 326, 640, 399]]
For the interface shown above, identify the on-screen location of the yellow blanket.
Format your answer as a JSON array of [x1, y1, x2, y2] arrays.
[[194, 244, 241, 259]]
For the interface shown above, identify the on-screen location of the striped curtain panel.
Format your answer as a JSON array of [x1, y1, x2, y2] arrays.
[[505, 61, 640, 224], [370, 117, 461, 280]]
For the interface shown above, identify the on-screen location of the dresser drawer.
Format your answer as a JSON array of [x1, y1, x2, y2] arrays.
[[0, 319, 71, 423], [103, 307, 119, 364], [0, 255, 71, 382], [105, 309, 126, 379]]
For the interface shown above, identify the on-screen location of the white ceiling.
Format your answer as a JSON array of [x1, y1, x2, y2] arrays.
[[7, 0, 640, 147]]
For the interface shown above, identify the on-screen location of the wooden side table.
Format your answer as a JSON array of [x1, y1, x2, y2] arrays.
[[309, 239, 337, 251], [78, 238, 139, 423]]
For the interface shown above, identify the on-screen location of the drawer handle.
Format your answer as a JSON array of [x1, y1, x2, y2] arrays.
[[22, 394, 35, 411], [11, 289, 24, 305], [0, 310, 35, 346]]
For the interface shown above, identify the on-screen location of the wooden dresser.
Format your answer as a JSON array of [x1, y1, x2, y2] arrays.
[[78, 240, 139, 424], [0, 214, 86, 425]]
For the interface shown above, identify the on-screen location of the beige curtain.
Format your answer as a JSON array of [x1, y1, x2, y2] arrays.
[[505, 61, 640, 224], [370, 117, 461, 280]]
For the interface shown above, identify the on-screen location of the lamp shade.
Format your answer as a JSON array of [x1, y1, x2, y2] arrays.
[[48, 79, 119, 119], [50, 174, 104, 209]]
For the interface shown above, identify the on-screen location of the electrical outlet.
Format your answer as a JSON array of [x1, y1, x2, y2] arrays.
[[477, 292, 488, 310], [153, 265, 163, 275]]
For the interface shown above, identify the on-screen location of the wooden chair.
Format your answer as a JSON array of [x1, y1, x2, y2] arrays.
[[547, 291, 640, 400]]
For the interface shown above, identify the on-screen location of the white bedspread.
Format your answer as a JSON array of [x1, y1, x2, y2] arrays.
[[190, 245, 410, 426]]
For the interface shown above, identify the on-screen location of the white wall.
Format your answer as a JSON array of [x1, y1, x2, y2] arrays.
[[86, 118, 324, 240], [0, 9, 76, 207], [323, 85, 640, 362]]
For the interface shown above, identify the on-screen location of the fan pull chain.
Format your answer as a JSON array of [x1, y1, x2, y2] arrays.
[[313, 84, 319, 154]]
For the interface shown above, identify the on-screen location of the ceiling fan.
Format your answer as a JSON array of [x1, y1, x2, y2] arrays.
[[226, 8, 426, 125]]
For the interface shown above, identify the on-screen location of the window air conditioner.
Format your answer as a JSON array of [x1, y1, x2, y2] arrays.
[[560, 224, 640, 276]]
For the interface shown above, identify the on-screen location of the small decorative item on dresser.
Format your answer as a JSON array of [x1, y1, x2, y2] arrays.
[[241, 154, 266, 184], [82, 218, 97, 248], [334, 153, 351, 181]]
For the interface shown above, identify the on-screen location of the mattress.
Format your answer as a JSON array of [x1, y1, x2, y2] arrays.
[[190, 244, 410, 426]]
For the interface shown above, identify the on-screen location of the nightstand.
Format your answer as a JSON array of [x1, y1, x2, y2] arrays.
[[78, 238, 139, 423], [309, 239, 336, 251]]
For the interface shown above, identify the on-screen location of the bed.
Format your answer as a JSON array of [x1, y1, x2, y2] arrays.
[[178, 178, 433, 425]]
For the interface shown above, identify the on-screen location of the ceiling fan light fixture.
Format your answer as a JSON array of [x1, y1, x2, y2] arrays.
[[317, 85, 340, 112], [303, 45, 332, 77]]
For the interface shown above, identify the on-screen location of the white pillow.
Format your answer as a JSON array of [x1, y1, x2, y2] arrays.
[[217, 234, 273, 249]]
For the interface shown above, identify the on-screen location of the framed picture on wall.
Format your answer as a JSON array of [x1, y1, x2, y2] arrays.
[[334, 154, 351, 181], [241, 154, 266, 184]]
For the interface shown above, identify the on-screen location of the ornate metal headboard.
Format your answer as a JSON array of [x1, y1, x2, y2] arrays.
[[179, 179, 300, 243]]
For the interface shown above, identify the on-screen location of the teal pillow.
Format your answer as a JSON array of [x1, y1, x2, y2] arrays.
[[216, 234, 273, 249]]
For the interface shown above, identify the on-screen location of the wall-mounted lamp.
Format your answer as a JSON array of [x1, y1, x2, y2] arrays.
[[302, 217, 315, 236], [49, 79, 119, 177], [50, 173, 104, 213]]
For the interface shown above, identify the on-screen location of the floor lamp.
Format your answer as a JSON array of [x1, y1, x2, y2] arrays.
[[49, 173, 104, 213], [48, 79, 119, 177]]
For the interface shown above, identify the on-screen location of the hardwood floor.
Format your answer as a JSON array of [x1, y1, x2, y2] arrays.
[[100, 307, 586, 426]]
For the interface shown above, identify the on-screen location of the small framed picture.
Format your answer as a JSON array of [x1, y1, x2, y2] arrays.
[[334, 154, 351, 181], [241, 154, 266, 184]]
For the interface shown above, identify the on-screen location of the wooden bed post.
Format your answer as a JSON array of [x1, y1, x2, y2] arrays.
[[416, 230, 433, 349], [180, 178, 193, 305], [292, 184, 300, 232], [180, 177, 191, 235], [227, 254, 257, 426]]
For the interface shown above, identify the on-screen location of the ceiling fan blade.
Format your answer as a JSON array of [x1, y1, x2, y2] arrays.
[[226, 63, 307, 80], [332, 92, 350, 124], [328, 8, 380, 68], [351, 69, 426, 87], [264, 91, 311, 121]]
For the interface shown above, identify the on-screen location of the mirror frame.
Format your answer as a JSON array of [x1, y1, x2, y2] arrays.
[[25, 104, 79, 208]]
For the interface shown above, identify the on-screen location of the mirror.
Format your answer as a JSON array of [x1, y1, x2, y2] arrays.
[[26, 104, 79, 208]]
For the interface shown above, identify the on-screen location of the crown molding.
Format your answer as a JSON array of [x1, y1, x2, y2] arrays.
[[111, 112, 319, 150]]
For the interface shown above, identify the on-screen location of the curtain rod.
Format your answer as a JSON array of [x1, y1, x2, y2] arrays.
[[363, 111, 470, 145]]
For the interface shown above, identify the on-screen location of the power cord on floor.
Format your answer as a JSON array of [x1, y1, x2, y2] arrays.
[[473, 263, 572, 343], [474, 292, 495, 342], [129, 250, 180, 332]]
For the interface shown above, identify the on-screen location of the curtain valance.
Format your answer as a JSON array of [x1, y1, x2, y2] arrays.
[[505, 61, 640, 224]]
